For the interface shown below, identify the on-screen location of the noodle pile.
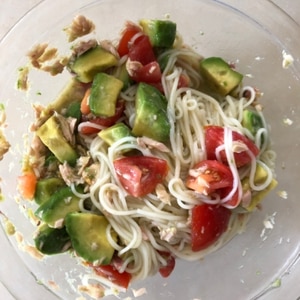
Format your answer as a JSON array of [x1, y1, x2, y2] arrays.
[[72, 41, 276, 285]]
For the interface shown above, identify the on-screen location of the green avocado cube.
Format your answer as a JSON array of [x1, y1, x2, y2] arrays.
[[89, 72, 124, 117], [98, 123, 133, 146], [200, 57, 243, 96], [132, 83, 170, 142], [65, 212, 117, 264], [34, 224, 71, 255], [69, 46, 118, 83], [35, 186, 81, 227], [34, 177, 65, 205], [36, 115, 78, 166], [139, 19, 177, 48]]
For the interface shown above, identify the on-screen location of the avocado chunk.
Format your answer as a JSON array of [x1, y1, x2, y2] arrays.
[[34, 177, 66, 205], [89, 72, 124, 117], [69, 46, 118, 83], [132, 83, 170, 142], [35, 186, 82, 228], [65, 101, 81, 121], [45, 78, 86, 114], [98, 123, 133, 146], [242, 109, 264, 144], [200, 57, 243, 96], [65, 212, 117, 264], [139, 19, 177, 48], [36, 115, 78, 165], [34, 224, 71, 255], [242, 164, 278, 211], [113, 63, 133, 91]]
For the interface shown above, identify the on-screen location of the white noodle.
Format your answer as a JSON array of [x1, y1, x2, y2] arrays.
[[68, 44, 275, 284]]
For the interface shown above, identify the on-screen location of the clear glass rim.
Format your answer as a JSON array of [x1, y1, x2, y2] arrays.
[[0, 1, 300, 299]]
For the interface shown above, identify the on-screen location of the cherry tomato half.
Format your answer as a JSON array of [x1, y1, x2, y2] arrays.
[[79, 100, 125, 135], [113, 155, 168, 197], [93, 264, 132, 289], [117, 23, 141, 57], [158, 251, 176, 278], [128, 61, 162, 84], [128, 35, 157, 65], [205, 126, 259, 167], [186, 160, 233, 195], [191, 204, 231, 251]]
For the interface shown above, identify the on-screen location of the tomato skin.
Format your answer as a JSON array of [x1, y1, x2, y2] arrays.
[[205, 126, 259, 167], [177, 73, 190, 88], [191, 204, 232, 251], [79, 100, 125, 135], [113, 156, 168, 197], [186, 160, 233, 195], [219, 185, 240, 207], [128, 35, 157, 65], [93, 265, 132, 289], [158, 252, 176, 278], [17, 170, 37, 200], [129, 61, 162, 84], [117, 23, 141, 57]]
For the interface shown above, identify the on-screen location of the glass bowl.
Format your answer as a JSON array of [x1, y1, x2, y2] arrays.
[[0, 0, 300, 299]]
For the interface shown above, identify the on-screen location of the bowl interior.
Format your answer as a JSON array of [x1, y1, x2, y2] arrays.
[[0, 0, 300, 299]]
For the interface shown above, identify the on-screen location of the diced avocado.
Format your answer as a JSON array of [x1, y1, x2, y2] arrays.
[[69, 46, 118, 83], [45, 78, 86, 114], [98, 123, 133, 146], [35, 186, 82, 228], [36, 115, 78, 166], [200, 57, 243, 96], [247, 179, 278, 211], [89, 72, 124, 117], [113, 63, 133, 91], [242, 164, 278, 211], [139, 19, 177, 48], [242, 109, 264, 143], [157, 52, 170, 71], [65, 102, 81, 121], [44, 153, 60, 169], [65, 212, 117, 264], [34, 177, 66, 205], [132, 83, 170, 142], [34, 224, 71, 255]]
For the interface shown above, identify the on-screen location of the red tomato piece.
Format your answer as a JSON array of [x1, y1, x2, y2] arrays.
[[113, 156, 168, 197], [93, 264, 132, 289], [158, 252, 176, 278], [205, 126, 259, 167], [177, 73, 190, 88], [79, 100, 125, 135], [128, 61, 162, 84], [219, 185, 240, 207], [191, 204, 232, 251], [186, 160, 233, 195], [117, 23, 141, 57], [128, 35, 156, 65]]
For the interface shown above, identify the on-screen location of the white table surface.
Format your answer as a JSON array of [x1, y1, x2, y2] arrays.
[[0, 1, 299, 299]]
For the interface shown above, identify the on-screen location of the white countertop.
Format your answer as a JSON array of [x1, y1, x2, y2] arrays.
[[0, 1, 299, 299]]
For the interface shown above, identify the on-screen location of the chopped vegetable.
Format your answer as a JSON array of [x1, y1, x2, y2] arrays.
[[113, 156, 168, 197], [205, 125, 259, 167], [69, 46, 118, 83], [139, 19, 177, 48], [14, 17, 277, 295], [65, 212, 117, 264], [17, 170, 37, 200], [200, 57, 243, 96], [191, 204, 232, 251]]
